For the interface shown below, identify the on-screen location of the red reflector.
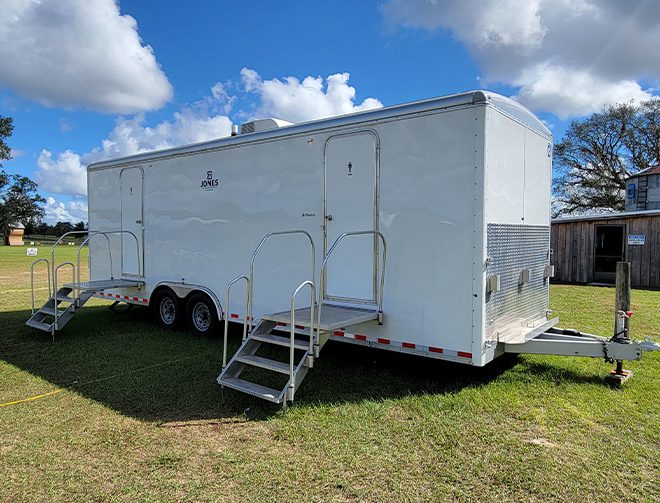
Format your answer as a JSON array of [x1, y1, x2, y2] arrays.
[[457, 351, 472, 359], [402, 342, 415, 349], [124, 296, 129, 300], [133, 297, 139, 301], [355, 334, 367, 341], [429, 346, 443, 353], [143, 299, 149, 303], [377, 338, 390, 345], [333, 331, 344, 336], [295, 325, 304, 329], [626, 311, 634, 317], [277, 322, 287, 326], [99, 292, 104, 296], [230, 313, 239, 319]]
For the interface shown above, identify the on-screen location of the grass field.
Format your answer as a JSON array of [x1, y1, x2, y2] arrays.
[[0, 245, 658, 502]]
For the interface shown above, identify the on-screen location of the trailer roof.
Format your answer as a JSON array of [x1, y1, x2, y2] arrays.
[[88, 90, 551, 171]]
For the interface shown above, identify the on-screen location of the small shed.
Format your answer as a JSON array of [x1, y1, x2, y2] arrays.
[[7, 223, 25, 246], [551, 210, 660, 287]]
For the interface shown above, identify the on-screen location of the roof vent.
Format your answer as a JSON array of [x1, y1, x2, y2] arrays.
[[239, 118, 293, 135]]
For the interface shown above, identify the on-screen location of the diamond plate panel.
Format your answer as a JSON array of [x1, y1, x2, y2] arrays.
[[486, 224, 550, 343]]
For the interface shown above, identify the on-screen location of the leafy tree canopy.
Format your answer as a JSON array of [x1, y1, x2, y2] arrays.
[[553, 98, 660, 216]]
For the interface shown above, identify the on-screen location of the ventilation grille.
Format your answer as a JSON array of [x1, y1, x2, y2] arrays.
[[486, 224, 550, 342], [240, 122, 255, 135]]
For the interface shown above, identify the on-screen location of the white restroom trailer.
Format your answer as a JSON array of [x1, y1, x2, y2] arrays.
[[28, 90, 656, 404]]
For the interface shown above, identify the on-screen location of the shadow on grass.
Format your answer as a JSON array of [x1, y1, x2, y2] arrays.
[[0, 305, 595, 422]]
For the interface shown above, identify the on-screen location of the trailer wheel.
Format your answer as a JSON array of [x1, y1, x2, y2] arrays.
[[153, 289, 182, 329], [186, 293, 219, 336]]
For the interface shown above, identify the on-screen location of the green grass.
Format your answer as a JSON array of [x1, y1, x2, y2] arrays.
[[0, 245, 658, 502]]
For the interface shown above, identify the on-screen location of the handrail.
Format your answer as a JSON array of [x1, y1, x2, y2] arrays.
[[289, 280, 315, 403], [76, 231, 112, 301], [50, 231, 89, 286], [223, 275, 250, 369], [53, 262, 75, 339], [247, 230, 315, 333], [30, 258, 51, 315], [49, 229, 141, 302], [317, 231, 387, 342]]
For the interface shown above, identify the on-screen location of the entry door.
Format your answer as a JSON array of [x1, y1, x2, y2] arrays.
[[120, 167, 144, 277], [594, 225, 625, 283], [324, 132, 378, 303]]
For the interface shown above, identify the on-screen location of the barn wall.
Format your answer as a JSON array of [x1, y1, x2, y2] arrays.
[[551, 215, 660, 288]]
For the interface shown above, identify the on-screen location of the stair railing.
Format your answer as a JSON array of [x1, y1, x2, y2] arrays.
[[247, 230, 316, 334], [75, 231, 112, 302], [223, 275, 250, 369], [288, 280, 316, 403], [53, 262, 75, 338], [317, 231, 387, 355], [74, 230, 141, 300], [30, 258, 51, 315]]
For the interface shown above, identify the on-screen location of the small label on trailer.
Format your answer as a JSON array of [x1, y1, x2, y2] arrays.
[[628, 234, 645, 245], [26, 247, 38, 256], [200, 170, 220, 191]]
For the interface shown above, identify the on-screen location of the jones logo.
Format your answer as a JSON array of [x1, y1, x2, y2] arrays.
[[200, 170, 219, 190]]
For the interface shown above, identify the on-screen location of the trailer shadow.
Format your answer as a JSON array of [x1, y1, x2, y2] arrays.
[[0, 305, 600, 423]]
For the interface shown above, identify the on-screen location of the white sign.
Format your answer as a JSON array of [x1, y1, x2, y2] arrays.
[[26, 247, 38, 256], [628, 234, 646, 246]]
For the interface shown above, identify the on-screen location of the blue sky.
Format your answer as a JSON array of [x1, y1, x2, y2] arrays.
[[1, 0, 658, 223]]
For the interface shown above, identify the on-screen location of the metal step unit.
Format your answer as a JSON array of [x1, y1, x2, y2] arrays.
[[217, 229, 387, 407], [26, 230, 145, 340], [217, 305, 381, 405]]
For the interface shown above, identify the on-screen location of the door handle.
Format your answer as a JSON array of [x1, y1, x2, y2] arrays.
[[136, 219, 142, 224], [325, 214, 333, 222]]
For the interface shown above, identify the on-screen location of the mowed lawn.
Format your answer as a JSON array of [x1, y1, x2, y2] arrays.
[[0, 245, 658, 502]]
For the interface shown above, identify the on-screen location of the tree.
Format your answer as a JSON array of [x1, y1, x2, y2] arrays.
[[74, 221, 86, 231], [1, 172, 46, 242], [553, 98, 660, 216], [0, 115, 12, 166], [53, 221, 74, 237], [0, 116, 46, 242]]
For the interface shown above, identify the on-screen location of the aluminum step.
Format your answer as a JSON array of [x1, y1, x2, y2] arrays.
[[251, 333, 310, 351], [40, 306, 69, 317], [26, 318, 52, 332], [219, 377, 284, 403], [262, 304, 378, 331], [235, 354, 291, 374], [56, 294, 74, 303]]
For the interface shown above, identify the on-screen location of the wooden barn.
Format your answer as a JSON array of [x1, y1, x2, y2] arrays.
[[550, 209, 660, 288]]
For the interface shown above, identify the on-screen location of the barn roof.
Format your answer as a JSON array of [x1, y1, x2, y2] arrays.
[[552, 209, 660, 223], [628, 165, 660, 178]]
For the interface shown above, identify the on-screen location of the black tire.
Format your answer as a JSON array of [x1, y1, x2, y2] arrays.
[[185, 292, 220, 336], [153, 289, 182, 330]]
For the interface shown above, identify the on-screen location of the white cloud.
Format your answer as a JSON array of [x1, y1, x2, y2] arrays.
[[382, 0, 660, 117], [43, 196, 88, 224], [0, 0, 172, 113], [240, 68, 383, 123], [37, 149, 87, 196], [513, 65, 652, 119]]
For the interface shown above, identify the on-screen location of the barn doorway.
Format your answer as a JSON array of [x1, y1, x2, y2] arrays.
[[594, 225, 625, 283]]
